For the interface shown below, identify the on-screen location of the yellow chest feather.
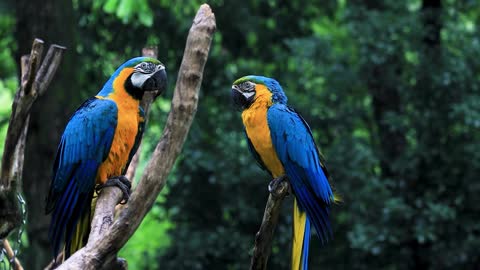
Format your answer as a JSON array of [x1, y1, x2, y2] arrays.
[[242, 88, 285, 178], [95, 70, 142, 184]]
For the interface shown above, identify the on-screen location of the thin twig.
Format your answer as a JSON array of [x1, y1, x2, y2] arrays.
[[2, 239, 24, 270]]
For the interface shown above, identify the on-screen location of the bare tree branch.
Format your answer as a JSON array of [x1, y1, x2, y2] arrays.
[[34, 45, 67, 96], [250, 177, 290, 270], [0, 39, 66, 239], [1, 39, 43, 190], [1, 41, 66, 189], [20, 40, 44, 96], [56, 4, 216, 269]]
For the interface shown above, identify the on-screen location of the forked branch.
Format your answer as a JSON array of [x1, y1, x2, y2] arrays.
[[0, 39, 65, 240]]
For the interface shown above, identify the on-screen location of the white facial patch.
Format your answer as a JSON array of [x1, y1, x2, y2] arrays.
[[243, 91, 255, 99], [131, 72, 152, 88]]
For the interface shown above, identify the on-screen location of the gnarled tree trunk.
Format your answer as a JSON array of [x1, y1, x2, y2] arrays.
[[14, 0, 78, 268]]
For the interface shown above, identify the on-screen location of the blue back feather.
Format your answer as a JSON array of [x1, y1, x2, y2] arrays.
[[46, 97, 118, 259], [267, 103, 334, 244]]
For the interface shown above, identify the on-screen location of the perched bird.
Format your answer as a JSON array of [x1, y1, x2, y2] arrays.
[[45, 57, 167, 260], [231, 75, 339, 270]]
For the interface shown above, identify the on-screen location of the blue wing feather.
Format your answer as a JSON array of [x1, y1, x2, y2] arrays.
[[46, 97, 117, 258], [267, 103, 334, 243]]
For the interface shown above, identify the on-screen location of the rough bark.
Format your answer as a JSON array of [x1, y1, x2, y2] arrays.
[[54, 5, 216, 269], [0, 40, 65, 240], [0, 40, 65, 270], [14, 0, 78, 268], [250, 178, 289, 270]]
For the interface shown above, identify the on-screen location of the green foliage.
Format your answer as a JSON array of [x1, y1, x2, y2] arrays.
[[118, 193, 173, 269], [158, 1, 480, 269], [103, 0, 154, 26], [1, 0, 479, 269], [0, 8, 17, 159]]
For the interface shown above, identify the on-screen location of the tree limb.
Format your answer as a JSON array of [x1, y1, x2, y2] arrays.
[[250, 177, 290, 270], [56, 4, 216, 269], [33, 44, 67, 96], [1, 39, 43, 190], [0, 39, 65, 239]]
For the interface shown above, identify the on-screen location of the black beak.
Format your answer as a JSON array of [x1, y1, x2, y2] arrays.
[[142, 67, 167, 94], [231, 87, 254, 111]]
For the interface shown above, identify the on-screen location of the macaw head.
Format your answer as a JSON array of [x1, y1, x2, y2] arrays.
[[99, 57, 167, 100], [231, 75, 287, 110]]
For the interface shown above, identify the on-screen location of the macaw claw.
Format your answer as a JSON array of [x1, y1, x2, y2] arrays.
[[95, 175, 132, 204], [268, 175, 291, 198]]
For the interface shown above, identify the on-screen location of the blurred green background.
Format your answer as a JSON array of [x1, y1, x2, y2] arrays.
[[1, 0, 479, 269]]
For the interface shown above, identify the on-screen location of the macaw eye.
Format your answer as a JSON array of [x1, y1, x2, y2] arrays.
[[136, 62, 155, 74], [240, 81, 255, 92]]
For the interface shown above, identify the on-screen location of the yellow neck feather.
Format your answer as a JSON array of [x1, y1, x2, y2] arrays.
[[241, 84, 285, 177], [106, 67, 140, 110]]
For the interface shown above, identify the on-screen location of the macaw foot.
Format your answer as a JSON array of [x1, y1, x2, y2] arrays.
[[268, 175, 291, 198], [95, 175, 132, 204]]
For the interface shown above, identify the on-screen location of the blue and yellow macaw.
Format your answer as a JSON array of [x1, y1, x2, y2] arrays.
[[231, 75, 339, 270], [45, 57, 167, 261]]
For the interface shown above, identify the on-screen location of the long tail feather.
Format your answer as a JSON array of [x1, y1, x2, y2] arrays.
[[49, 179, 79, 258], [302, 217, 311, 270], [66, 193, 93, 258], [286, 162, 332, 244], [48, 161, 97, 260], [292, 198, 308, 270]]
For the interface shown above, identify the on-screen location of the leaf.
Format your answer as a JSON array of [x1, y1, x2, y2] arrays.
[[103, 0, 119, 14]]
